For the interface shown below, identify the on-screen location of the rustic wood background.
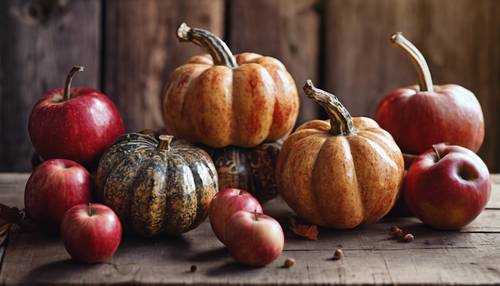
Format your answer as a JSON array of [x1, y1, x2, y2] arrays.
[[1, 0, 499, 172]]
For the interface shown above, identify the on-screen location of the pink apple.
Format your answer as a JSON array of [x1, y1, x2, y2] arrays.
[[405, 144, 491, 230], [61, 203, 122, 263], [29, 65, 125, 167], [24, 159, 92, 227], [225, 211, 284, 266], [209, 188, 263, 244]]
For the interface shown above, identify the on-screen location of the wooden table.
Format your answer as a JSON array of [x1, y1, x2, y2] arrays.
[[1, 173, 499, 285]]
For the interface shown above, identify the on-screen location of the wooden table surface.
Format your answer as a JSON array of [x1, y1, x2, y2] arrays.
[[1, 173, 500, 285]]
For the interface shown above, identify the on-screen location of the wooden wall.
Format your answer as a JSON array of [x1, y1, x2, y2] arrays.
[[1, 0, 499, 172]]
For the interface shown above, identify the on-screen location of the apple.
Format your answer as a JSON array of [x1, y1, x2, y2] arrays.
[[29, 65, 125, 167], [375, 33, 484, 155], [209, 188, 263, 244], [225, 210, 284, 266], [61, 203, 122, 263], [24, 159, 92, 227], [405, 144, 491, 230]]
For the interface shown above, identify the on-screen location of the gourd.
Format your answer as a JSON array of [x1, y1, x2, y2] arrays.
[[203, 141, 282, 203], [96, 131, 218, 236], [276, 81, 404, 228], [161, 22, 299, 148]]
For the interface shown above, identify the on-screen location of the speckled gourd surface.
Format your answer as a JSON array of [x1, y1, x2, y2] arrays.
[[96, 131, 218, 237], [203, 141, 282, 203]]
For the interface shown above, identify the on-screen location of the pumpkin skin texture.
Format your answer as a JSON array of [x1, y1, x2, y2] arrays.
[[203, 141, 282, 203], [96, 131, 218, 237], [161, 23, 299, 148], [276, 81, 405, 228], [375, 33, 484, 155]]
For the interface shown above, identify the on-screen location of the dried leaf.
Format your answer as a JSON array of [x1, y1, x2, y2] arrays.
[[287, 216, 319, 241], [0, 204, 36, 232]]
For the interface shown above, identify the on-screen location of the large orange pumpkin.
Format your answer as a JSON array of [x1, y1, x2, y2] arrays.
[[161, 23, 299, 148], [276, 81, 404, 228]]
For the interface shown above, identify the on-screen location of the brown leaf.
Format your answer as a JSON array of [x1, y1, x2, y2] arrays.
[[0, 204, 36, 232], [287, 216, 319, 241]]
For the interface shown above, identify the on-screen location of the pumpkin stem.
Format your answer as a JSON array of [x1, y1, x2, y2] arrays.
[[391, 33, 434, 92], [177, 22, 238, 68], [158, 135, 174, 151], [303, 80, 356, 136], [63, 65, 84, 101]]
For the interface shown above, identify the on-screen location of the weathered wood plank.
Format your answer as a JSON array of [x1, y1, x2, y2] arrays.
[[323, 0, 500, 171], [1, 211, 500, 285], [104, 0, 224, 132], [229, 0, 321, 125], [1, 174, 500, 285], [0, 0, 101, 172]]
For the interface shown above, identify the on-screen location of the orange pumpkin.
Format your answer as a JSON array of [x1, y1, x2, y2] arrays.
[[276, 81, 404, 228], [161, 23, 299, 148]]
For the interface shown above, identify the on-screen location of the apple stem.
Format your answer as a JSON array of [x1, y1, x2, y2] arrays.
[[391, 33, 434, 92], [158, 135, 174, 151], [303, 80, 356, 136], [88, 203, 93, 217], [63, 65, 84, 101], [432, 145, 441, 161], [177, 22, 238, 68]]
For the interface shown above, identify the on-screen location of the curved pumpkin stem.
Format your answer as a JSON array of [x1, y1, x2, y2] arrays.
[[391, 33, 434, 92], [177, 22, 238, 68], [303, 80, 356, 136]]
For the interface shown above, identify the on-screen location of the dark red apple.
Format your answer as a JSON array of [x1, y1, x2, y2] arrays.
[[375, 33, 484, 155], [405, 144, 491, 229], [209, 188, 263, 244], [61, 203, 122, 263], [225, 210, 284, 266], [29, 65, 125, 167], [24, 159, 92, 227]]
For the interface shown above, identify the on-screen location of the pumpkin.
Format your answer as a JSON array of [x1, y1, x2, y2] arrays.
[[203, 141, 282, 203], [276, 81, 404, 228], [96, 131, 218, 236], [161, 22, 299, 148]]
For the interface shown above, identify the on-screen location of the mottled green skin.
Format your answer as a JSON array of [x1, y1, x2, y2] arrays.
[[96, 131, 218, 236], [202, 141, 282, 202]]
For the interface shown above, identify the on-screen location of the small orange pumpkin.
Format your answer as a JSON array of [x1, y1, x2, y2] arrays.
[[161, 23, 299, 148], [276, 81, 404, 228]]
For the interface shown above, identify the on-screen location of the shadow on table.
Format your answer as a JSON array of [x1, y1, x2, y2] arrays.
[[21, 259, 95, 283], [188, 246, 228, 262], [205, 261, 261, 276]]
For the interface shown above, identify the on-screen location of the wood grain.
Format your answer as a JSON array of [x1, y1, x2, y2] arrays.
[[1, 173, 500, 285], [323, 0, 500, 171], [229, 0, 321, 125], [104, 0, 224, 132], [0, 0, 101, 172]]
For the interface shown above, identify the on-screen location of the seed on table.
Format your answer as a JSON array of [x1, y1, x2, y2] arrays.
[[190, 265, 197, 272], [332, 248, 343, 260], [283, 258, 295, 268], [399, 233, 415, 243]]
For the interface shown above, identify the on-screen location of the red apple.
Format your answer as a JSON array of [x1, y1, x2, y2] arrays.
[[209, 188, 263, 244], [375, 33, 484, 155], [225, 211, 284, 266], [29, 65, 125, 167], [405, 144, 491, 230], [24, 159, 92, 227], [61, 203, 122, 263]]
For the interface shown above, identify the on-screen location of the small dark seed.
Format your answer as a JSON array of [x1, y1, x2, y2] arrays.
[[332, 248, 343, 260], [390, 226, 404, 237], [283, 258, 295, 268], [399, 233, 415, 243], [190, 265, 197, 272]]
